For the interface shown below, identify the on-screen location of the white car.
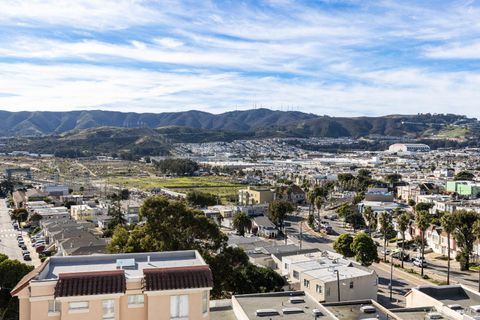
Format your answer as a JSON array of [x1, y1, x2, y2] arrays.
[[413, 257, 427, 268]]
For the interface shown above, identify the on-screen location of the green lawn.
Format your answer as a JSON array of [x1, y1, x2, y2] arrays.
[[106, 176, 243, 202]]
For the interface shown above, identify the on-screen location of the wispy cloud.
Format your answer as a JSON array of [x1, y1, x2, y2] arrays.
[[0, 0, 480, 116]]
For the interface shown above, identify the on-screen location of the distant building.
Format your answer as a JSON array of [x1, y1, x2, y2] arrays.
[[11, 250, 213, 320], [238, 186, 275, 205], [282, 251, 378, 303], [364, 187, 394, 202], [446, 181, 480, 198], [252, 216, 278, 238], [388, 143, 430, 153], [42, 184, 69, 197]]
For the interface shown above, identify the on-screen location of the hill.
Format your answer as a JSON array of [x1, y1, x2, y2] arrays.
[[0, 109, 317, 136], [0, 109, 478, 158]]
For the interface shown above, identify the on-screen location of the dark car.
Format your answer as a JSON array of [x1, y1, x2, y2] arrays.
[[23, 253, 31, 261], [391, 251, 410, 261]]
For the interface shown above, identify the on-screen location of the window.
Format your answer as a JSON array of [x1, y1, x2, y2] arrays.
[[349, 281, 354, 289], [293, 271, 299, 279], [326, 287, 331, 296], [69, 301, 88, 312], [303, 279, 310, 288], [202, 291, 209, 315], [316, 284, 322, 293], [170, 295, 189, 320], [128, 294, 144, 307], [48, 300, 60, 314], [102, 299, 115, 320]]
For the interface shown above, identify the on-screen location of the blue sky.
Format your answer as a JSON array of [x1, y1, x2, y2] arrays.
[[1, 0, 480, 117]]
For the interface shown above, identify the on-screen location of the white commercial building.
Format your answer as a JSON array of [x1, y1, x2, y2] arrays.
[[388, 143, 431, 153]]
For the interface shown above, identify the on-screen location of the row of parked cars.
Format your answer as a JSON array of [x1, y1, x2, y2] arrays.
[[382, 248, 428, 267], [13, 220, 47, 261]]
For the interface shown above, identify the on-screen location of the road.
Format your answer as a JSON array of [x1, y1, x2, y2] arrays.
[[284, 211, 430, 308], [0, 199, 26, 262]]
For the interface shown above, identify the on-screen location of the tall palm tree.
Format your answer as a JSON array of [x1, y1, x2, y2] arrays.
[[379, 211, 392, 262], [416, 210, 431, 277], [363, 206, 375, 236], [397, 212, 411, 268], [315, 196, 324, 224], [473, 220, 480, 292], [307, 190, 316, 217], [441, 212, 457, 285]]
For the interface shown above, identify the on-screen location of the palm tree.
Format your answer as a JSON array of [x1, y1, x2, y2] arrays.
[[379, 211, 392, 262], [397, 212, 411, 268], [315, 196, 324, 223], [363, 206, 375, 236], [233, 212, 252, 236], [307, 190, 316, 218], [416, 210, 431, 277], [441, 213, 457, 285], [473, 220, 480, 292]]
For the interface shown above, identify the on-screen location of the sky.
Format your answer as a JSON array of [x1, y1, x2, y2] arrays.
[[1, 0, 480, 117]]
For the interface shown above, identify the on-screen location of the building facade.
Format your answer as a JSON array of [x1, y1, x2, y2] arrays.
[[11, 251, 213, 320]]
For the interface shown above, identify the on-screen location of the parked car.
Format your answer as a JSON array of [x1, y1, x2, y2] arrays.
[[23, 253, 31, 261], [20, 244, 27, 250], [412, 257, 427, 268], [35, 245, 45, 253], [17, 240, 25, 247], [372, 232, 383, 238], [391, 251, 410, 261], [381, 249, 391, 256]]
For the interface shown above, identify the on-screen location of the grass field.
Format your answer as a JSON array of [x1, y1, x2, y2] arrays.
[[106, 176, 243, 202], [434, 126, 470, 139]]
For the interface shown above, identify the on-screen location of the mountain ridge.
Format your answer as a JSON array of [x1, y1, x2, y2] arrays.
[[0, 108, 475, 138]]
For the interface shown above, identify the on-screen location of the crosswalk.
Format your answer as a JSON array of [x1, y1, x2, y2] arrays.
[[0, 228, 17, 238]]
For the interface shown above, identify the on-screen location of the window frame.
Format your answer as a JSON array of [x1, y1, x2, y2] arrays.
[[170, 295, 189, 320], [127, 294, 145, 308], [102, 299, 115, 320], [68, 301, 89, 313]]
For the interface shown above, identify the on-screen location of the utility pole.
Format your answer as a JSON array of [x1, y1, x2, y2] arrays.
[[299, 220, 303, 250], [334, 269, 341, 302], [390, 256, 394, 301]]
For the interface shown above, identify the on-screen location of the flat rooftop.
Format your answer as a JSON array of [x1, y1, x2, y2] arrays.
[[36, 250, 206, 281], [233, 291, 335, 319], [390, 307, 456, 320], [304, 265, 373, 283], [417, 285, 480, 308], [323, 301, 391, 320]]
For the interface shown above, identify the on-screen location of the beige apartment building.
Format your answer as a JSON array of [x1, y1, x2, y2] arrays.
[[238, 186, 275, 205], [11, 250, 213, 320]]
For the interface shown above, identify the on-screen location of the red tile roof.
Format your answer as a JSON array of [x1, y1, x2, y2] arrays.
[[144, 265, 213, 291], [55, 270, 126, 297]]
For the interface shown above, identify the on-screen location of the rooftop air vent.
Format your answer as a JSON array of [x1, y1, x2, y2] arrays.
[[289, 297, 305, 304], [255, 309, 279, 317], [282, 307, 304, 315]]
